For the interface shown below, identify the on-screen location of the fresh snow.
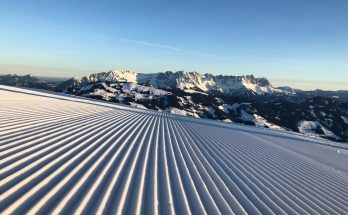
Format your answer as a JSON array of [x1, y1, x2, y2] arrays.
[[1, 85, 348, 214]]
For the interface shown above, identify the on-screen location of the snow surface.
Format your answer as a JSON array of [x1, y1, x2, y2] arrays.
[[253, 114, 285, 130], [168, 107, 188, 116], [183, 89, 209, 95], [1, 85, 348, 214], [298, 120, 341, 140]]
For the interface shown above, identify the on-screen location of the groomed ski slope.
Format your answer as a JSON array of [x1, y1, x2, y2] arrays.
[[1, 85, 348, 215]]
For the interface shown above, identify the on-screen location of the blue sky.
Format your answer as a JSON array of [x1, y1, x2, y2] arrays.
[[0, 0, 347, 90]]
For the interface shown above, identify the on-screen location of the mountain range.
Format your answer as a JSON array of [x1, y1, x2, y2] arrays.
[[1, 71, 347, 142], [70, 70, 291, 96]]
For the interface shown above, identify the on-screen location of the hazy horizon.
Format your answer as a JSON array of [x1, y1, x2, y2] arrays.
[[1, 0, 347, 91]]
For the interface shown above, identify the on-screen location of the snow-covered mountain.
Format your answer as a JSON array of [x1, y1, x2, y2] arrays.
[[1, 73, 347, 142], [71, 70, 291, 96]]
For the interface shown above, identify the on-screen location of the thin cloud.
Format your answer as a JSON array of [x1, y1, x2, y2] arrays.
[[91, 33, 215, 57], [122, 39, 182, 51], [120, 38, 215, 57]]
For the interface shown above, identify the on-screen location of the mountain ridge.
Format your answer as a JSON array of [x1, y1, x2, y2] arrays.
[[71, 70, 292, 96]]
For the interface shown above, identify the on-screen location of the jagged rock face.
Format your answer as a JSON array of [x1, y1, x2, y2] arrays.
[[75, 70, 137, 84], [137, 71, 178, 88], [255, 77, 271, 86], [72, 70, 284, 96]]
